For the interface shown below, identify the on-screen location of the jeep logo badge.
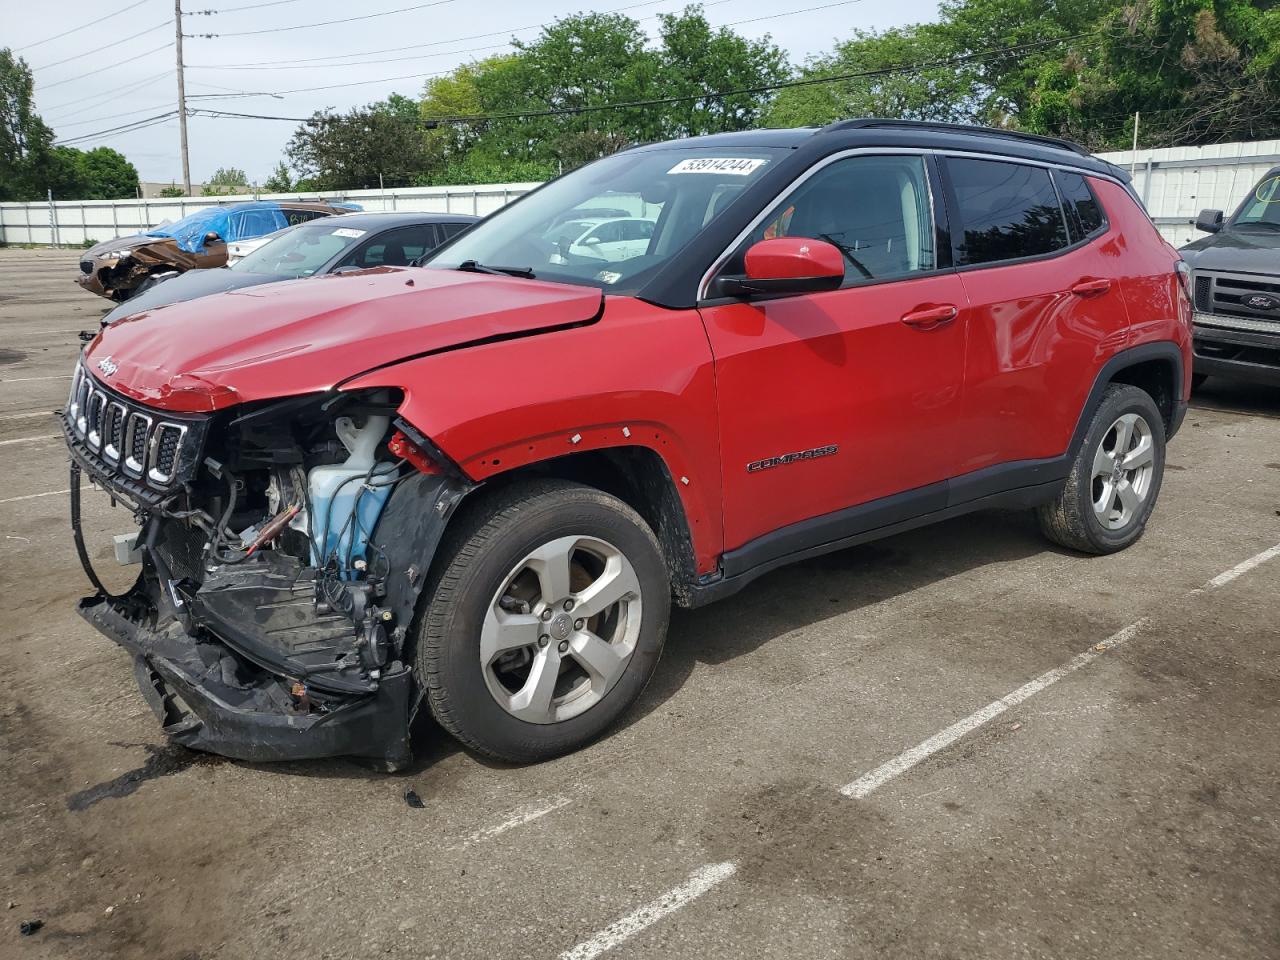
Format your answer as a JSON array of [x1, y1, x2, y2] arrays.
[[96, 355, 118, 377], [1244, 293, 1280, 312]]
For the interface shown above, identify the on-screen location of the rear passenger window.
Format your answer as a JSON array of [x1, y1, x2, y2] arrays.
[[947, 158, 1069, 265], [1056, 171, 1106, 241]]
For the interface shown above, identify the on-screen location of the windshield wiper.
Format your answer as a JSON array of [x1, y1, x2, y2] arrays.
[[456, 259, 536, 279], [1234, 220, 1280, 230]]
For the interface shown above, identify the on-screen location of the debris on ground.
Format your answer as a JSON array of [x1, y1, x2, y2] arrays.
[[404, 789, 425, 809], [19, 919, 43, 936]]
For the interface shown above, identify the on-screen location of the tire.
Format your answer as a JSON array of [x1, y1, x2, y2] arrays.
[[417, 479, 670, 763], [1191, 373, 1208, 392], [1037, 383, 1166, 554]]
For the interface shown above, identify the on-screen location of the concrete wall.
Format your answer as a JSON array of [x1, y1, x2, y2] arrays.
[[0, 183, 540, 246]]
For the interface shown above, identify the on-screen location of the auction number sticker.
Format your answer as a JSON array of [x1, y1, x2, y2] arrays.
[[331, 228, 367, 238], [668, 157, 767, 175]]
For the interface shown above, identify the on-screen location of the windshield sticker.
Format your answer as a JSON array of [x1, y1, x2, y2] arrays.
[[667, 157, 767, 176], [331, 227, 367, 238], [596, 270, 622, 284]]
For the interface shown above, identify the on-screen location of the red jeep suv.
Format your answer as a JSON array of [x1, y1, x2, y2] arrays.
[[64, 120, 1192, 770]]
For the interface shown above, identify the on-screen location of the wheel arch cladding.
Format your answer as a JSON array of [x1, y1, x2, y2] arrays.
[[475, 446, 700, 606], [1102, 346, 1183, 436]]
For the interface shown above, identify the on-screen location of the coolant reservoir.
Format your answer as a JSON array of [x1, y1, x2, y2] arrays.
[[309, 414, 396, 575]]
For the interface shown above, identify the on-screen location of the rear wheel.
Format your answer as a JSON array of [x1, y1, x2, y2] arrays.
[[418, 480, 670, 763], [1037, 384, 1166, 554]]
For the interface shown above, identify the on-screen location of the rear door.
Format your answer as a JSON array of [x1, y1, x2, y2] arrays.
[[699, 152, 971, 554], [941, 157, 1130, 480]]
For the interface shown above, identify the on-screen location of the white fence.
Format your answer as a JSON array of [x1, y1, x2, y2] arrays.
[[0, 183, 540, 246], [5, 138, 1280, 249], [1097, 139, 1280, 247]]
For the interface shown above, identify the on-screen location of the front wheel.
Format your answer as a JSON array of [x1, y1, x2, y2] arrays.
[[1037, 384, 1166, 554], [417, 480, 670, 763]]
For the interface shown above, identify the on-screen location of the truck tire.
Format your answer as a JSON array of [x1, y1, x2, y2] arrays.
[[417, 479, 670, 763], [1037, 383, 1166, 554]]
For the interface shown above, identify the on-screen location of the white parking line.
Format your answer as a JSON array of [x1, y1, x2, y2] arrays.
[[0, 411, 55, 421], [0, 434, 60, 446], [450, 795, 574, 850], [840, 618, 1149, 798], [0, 375, 72, 383], [0, 489, 69, 505], [559, 862, 739, 960], [1201, 542, 1280, 589]]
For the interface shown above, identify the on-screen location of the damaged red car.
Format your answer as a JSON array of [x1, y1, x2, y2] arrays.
[[64, 121, 1192, 770]]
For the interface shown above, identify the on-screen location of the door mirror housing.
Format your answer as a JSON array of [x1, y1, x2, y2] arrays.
[[204, 231, 224, 245], [1194, 208, 1224, 234], [715, 237, 844, 298]]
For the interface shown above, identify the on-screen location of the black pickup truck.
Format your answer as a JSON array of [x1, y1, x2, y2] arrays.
[[1180, 167, 1280, 388]]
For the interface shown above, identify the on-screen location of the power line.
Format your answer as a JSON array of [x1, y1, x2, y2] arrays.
[[187, 31, 1103, 128], [54, 110, 178, 146], [14, 0, 153, 52], [185, 0, 725, 69], [187, 0, 459, 38], [188, 0, 307, 11], [39, 42, 175, 91], [42, 70, 172, 117], [33, 21, 172, 72]]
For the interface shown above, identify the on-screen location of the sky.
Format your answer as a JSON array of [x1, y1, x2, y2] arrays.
[[12, 0, 944, 186]]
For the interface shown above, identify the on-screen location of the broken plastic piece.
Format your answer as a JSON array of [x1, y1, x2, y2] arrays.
[[404, 788, 425, 809], [19, 919, 43, 936]]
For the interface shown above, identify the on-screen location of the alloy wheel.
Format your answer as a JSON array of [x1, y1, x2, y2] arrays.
[[1091, 412, 1156, 530], [480, 535, 643, 724]]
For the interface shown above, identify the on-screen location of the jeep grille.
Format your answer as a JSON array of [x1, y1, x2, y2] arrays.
[[63, 361, 208, 502]]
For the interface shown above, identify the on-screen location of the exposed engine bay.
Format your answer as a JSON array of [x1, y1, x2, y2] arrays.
[[64, 363, 471, 769]]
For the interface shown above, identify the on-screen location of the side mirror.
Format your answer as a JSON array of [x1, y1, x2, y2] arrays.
[[204, 231, 224, 244], [1194, 209, 1224, 233], [715, 237, 844, 298]]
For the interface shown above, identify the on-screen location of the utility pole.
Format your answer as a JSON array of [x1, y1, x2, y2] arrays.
[[175, 0, 191, 195]]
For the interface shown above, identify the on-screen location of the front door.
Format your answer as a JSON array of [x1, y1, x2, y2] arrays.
[[699, 153, 970, 556]]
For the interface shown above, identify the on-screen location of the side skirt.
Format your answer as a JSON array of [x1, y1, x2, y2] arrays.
[[687, 459, 1068, 608]]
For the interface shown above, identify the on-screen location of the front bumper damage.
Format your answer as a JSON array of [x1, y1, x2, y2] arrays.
[[79, 588, 415, 768], [65, 396, 471, 770]]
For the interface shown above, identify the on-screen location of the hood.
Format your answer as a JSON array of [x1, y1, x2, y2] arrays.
[[83, 267, 604, 412], [1180, 227, 1280, 274], [85, 234, 155, 261], [101, 268, 281, 325]]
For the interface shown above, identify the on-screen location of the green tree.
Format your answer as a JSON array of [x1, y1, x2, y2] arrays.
[[202, 165, 250, 196], [0, 48, 55, 201], [285, 94, 425, 191], [653, 8, 789, 138], [75, 146, 138, 199], [262, 160, 293, 192], [158, 185, 185, 197]]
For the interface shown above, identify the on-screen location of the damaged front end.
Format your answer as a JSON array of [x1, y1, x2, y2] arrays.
[[63, 361, 470, 769]]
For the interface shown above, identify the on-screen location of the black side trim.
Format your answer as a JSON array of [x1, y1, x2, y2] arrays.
[[1074, 341, 1185, 442], [720, 481, 947, 580], [691, 478, 1062, 607]]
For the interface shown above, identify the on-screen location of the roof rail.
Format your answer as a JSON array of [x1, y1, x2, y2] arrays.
[[819, 118, 1092, 158]]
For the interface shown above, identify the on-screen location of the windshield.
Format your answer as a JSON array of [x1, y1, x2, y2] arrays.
[[1231, 171, 1280, 229], [232, 221, 361, 277], [426, 147, 784, 292]]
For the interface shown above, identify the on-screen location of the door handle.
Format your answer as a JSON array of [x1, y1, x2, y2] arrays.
[[1071, 278, 1112, 296], [900, 304, 958, 330]]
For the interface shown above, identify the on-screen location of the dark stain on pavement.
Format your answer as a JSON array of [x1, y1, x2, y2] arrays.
[[67, 743, 220, 811], [0, 348, 27, 365]]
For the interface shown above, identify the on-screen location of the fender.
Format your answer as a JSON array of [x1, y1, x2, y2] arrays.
[[342, 296, 725, 575]]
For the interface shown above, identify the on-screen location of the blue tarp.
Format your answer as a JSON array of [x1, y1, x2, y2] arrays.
[[145, 202, 287, 253]]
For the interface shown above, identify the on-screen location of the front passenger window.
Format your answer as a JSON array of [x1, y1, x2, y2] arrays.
[[723, 155, 936, 284]]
